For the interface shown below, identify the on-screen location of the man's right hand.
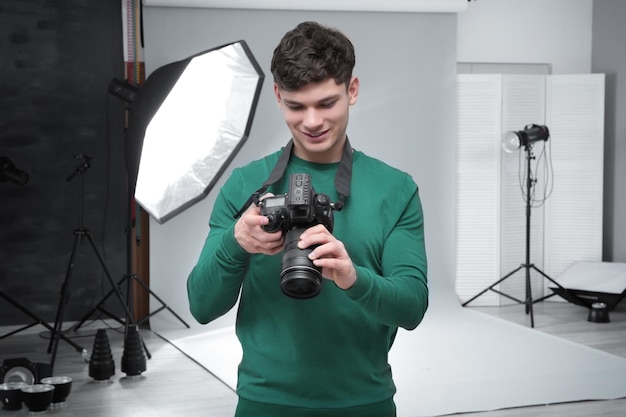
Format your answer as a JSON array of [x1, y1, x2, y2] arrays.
[[234, 194, 284, 255]]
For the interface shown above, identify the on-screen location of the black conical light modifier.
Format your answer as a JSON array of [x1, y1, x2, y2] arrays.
[[89, 329, 115, 380], [121, 325, 146, 376]]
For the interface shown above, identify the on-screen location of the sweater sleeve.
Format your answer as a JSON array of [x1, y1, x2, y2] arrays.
[[343, 180, 428, 330], [186, 170, 251, 324]]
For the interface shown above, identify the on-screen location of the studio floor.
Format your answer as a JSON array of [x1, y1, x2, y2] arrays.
[[1, 300, 625, 417]]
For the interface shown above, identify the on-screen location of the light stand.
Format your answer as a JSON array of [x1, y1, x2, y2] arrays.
[[74, 184, 189, 331], [462, 125, 570, 328], [0, 158, 79, 350], [73, 76, 191, 333], [47, 155, 147, 372]]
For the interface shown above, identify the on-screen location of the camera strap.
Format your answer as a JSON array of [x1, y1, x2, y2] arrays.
[[234, 138, 352, 218]]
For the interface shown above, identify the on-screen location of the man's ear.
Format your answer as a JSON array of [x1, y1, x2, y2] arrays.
[[348, 76, 360, 105], [273, 83, 283, 108]]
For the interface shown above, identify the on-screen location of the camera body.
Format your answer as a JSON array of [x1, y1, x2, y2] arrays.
[[258, 173, 334, 299], [259, 173, 334, 234]]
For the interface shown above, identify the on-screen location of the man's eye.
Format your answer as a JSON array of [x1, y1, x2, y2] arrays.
[[287, 105, 303, 111], [320, 102, 336, 109]]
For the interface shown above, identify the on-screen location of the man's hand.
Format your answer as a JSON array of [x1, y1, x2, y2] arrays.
[[297, 224, 357, 290], [234, 194, 284, 255]]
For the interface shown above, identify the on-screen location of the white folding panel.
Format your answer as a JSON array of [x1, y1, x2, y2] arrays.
[[543, 74, 605, 286], [455, 74, 502, 305], [456, 74, 604, 306]]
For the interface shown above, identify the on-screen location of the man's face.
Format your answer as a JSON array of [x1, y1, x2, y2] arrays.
[[274, 77, 359, 164]]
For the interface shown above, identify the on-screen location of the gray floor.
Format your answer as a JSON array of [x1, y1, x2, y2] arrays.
[[0, 300, 624, 416], [457, 301, 626, 417]]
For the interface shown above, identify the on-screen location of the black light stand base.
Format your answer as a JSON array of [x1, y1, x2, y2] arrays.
[[128, 273, 190, 329], [74, 273, 190, 331], [0, 290, 83, 353], [462, 263, 570, 328], [47, 228, 147, 369], [73, 181, 189, 346]]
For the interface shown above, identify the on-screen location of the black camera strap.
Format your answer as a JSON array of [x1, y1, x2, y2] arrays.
[[234, 138, 352, 218]]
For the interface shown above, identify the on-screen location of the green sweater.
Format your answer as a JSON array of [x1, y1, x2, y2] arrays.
[[187, 148, 428, 414]]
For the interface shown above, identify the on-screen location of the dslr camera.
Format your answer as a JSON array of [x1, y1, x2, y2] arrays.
[[259, 173, 334, 299]]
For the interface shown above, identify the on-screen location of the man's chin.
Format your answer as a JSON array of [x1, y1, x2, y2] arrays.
[[294, 140, 345, 163]]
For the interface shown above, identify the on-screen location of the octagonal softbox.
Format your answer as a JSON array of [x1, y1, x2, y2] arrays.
[[126, 40, 264, 223]]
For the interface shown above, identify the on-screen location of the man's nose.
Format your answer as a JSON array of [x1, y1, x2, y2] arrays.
[[303, 108, 323, 130]]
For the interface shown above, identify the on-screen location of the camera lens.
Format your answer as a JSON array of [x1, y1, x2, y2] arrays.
[[280, 227, 322, 298]]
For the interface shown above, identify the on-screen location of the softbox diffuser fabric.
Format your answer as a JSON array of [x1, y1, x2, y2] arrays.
[[128, 40, 264, 223]]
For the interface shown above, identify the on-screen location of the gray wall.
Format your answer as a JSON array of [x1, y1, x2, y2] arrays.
[[593, 0, 626, 263], [141, 8, 458, 328]]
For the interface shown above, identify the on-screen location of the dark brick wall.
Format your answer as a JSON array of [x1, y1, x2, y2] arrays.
[[0, 0, 127, 326]]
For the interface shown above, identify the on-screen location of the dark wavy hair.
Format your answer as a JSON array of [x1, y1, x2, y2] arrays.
[[271, 21, 355, 91]]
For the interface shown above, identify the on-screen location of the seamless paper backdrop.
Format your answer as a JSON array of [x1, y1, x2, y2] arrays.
[[142, 8, 626, 417]]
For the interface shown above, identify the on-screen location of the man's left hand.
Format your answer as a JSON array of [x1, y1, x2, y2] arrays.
[[297, 224, 357, 290]]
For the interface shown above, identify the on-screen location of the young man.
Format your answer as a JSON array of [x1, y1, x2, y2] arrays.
[[187, 21, 428, 417]]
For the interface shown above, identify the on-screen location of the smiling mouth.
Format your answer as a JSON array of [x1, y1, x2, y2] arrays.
[[304, 130, 329, 139]]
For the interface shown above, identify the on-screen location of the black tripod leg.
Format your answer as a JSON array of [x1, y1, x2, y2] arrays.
[[530, 265, 578, 304], [48, 233, 85, 372], [0, 291, 40, 339], [524, 265, 535, 327], [462, 266, 523, 307], [0, 291, 82, 351], [85, 233, 151, 359], [74, 276, 125, 331], [131, 275, 190, 328]]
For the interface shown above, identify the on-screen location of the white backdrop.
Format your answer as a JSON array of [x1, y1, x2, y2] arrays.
[[137, 8, 626, 417], [141, 8, 459, 331]]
